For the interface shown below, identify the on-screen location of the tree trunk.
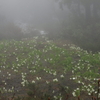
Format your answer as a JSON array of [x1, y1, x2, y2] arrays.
[[84, 3, 91, 22], [77, 0, 81, 17], [92, 1, 98, 20]]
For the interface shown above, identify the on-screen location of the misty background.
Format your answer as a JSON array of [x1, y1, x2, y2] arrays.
[[0, 0, 68, 35], [0, 0, 100, 52]]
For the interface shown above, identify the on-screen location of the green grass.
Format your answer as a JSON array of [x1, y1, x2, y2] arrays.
[[0, 36, 100, 100]]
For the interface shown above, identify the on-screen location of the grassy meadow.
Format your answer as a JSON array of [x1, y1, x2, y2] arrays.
[[0, 36, 100, 100]]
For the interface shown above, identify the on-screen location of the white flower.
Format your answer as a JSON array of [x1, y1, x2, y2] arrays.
[[98, 93, 100, 98], [87, 88, 90, 92], [60, 74, 64, 78], [78, 81, 81, 83], [32, 80, 35, 83], [4, 89, 7, 92], [36, 77, 41, 80], [16, 57, 19, 61], [4, 82, 7, 85], [50, 58, 52, 61], [15, 48, 17, 51], [30, 70, 32, 73], [52, 90, 55, 93], [34, 70, 36, 72], [24, 73, 27, 75], [12, 87, 14, 89], [53, 78, 58, 82], [45, 59, 47, 61], [54, 96, 57, 99], [82, 82, 84, 85], [46, 81, 49, 84], [14, 69, 18, 72], [78, 54, 80, 57], [21, 82, 25, 86], [8, 74, 11, 76], [17, 64, 20, 66], [88, 92, 91, 95], [72, 70, 74, 73], [53, 71, 56, 76], [73, 77, 76, 80], [95, 91, 97, 94], [39, 77, 41, 80], [72, 92, 76, 97], [59, 97, 62, 100], [88, 84, 92, 88], [76, 88, 79, 90]]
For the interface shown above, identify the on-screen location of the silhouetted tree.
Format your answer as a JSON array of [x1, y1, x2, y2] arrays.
[[55, 0, 100, 21]]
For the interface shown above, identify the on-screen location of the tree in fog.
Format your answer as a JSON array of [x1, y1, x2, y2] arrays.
[[56, 0, 100, 21]]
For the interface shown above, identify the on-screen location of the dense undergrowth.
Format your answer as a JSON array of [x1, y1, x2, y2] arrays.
[[0, 36, 100, 100]]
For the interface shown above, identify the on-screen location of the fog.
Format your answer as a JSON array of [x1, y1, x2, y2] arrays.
[[0, 0, 69, 31]]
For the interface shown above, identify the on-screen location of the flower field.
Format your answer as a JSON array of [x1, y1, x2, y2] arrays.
[[0, 36, 100, 100]]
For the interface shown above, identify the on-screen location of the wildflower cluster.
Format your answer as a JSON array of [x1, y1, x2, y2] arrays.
[[0, 36, 99, 99]]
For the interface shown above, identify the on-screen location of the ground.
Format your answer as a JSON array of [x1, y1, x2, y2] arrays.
[[0, 36, 99, 100]]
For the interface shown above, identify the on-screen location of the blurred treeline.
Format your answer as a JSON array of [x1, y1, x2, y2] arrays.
[[57, 0, 100, 52]]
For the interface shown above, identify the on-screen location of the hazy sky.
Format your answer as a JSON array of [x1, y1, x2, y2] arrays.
[[0, 0, 69, 31], [0, 0, 56, 22]]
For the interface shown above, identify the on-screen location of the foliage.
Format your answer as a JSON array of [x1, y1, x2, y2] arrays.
[[54, 0, 100, 52], [60, 14, 100, 52]]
